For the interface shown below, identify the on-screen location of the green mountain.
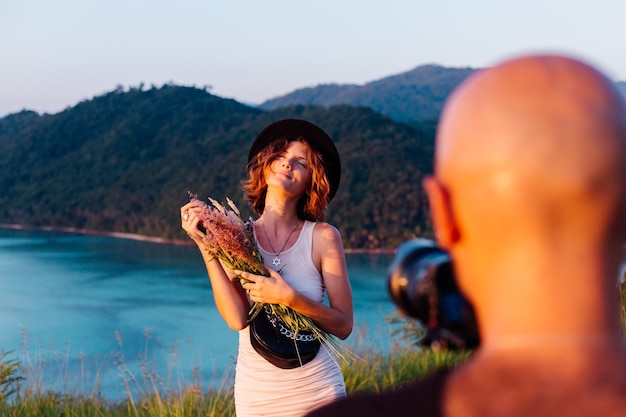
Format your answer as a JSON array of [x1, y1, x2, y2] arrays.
[[0, 85, 436, 249], [259, 64, 476, 123], [260, 65, 626, 124]]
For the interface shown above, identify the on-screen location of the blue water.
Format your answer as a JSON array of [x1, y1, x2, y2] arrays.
[[0, 228, 401, 400]]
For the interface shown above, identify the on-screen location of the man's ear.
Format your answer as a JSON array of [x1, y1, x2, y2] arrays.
[[422, 176, 460, 249]]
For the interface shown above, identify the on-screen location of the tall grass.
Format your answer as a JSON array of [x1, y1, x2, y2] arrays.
[[0, 351, 22, 403], [342, 347, 470, 394]]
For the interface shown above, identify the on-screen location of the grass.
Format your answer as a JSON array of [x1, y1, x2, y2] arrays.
[[342, 347, 470, 395]]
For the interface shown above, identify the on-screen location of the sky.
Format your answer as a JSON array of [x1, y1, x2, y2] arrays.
[[2, 0, 626, 116]]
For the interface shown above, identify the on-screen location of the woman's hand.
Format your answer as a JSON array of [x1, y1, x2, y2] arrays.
[[180, 201, 207, 245], [181, 201, 250, 329], [235, 268, 294, 305]]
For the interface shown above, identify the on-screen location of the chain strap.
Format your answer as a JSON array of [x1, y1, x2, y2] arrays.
[[264, 306, 318, 342]]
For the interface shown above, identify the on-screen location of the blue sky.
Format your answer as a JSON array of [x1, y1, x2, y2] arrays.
[[2, 0, 625, 116]]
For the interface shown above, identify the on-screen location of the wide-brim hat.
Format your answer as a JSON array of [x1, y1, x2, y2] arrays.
[[248, 119, 341, 201]]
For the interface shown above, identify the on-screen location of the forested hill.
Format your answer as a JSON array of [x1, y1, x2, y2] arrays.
[[0, 85, 436, 249], [259, 64, 476, 123], [260, 65, 626, 124]]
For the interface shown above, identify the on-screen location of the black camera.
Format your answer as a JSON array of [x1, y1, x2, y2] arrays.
[[387, 239, 480, 350]]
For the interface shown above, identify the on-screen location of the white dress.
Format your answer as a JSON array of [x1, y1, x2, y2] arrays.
[[234, 221, 347, 417]]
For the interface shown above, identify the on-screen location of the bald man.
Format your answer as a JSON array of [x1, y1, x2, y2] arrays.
[[307, 55, 626, 417]]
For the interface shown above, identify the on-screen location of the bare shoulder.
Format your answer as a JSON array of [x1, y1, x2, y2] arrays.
[[312, 222, 345, 264], [313, 222, 341, 240], [313, 222, 343, 250]]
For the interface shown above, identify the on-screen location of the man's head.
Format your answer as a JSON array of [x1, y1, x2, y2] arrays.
[[423, 55, 626, 338]]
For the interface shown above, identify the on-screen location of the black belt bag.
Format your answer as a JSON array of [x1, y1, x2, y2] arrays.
[[249, 305, 321, 369]]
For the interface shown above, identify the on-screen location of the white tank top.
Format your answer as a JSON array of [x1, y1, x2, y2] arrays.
[[234, 220, 346, 417], [256, 220, 325, 301]]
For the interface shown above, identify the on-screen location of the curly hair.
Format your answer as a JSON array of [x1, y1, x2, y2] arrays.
[[242, 137, 331, 221]]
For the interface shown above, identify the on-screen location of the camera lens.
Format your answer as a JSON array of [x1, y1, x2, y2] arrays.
[[388, 239, 451, 321], [387, 239, 479, 350]]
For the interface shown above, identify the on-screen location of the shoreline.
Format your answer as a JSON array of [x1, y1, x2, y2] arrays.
[[0, 223, 190, 246], [0, 223, 397, 254]]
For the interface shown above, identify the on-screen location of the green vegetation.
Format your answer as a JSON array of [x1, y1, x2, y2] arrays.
[[0, 85, 437, 249], [2, 77, 625, 249], [0, 387, 235, 417], [342, 348, 470, 395], [0, 352, 22, 404]]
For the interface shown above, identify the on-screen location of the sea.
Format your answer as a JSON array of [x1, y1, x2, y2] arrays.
[[0, 227, 403, 401]]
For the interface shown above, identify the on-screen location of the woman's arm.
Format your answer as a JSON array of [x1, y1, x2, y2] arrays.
[[181, 201, 250, 330], [236, 223, 354, 339], [306, 222, 354, 339]]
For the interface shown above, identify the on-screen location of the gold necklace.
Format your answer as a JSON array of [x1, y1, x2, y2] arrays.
[[261, 220, 300, 267]]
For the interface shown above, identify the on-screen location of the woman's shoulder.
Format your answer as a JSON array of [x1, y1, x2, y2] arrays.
[[311, 222, 342, 243], [310, 221, 338, 233]]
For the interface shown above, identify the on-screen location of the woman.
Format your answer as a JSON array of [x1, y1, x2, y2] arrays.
[[180, 119, 353, 417]]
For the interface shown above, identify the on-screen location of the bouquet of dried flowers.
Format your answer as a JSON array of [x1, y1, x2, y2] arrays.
[[188, 193, 353, 363], [190, 192, 268, 278]]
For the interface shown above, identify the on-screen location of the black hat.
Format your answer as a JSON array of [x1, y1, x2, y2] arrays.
[[248, 119, 341, 201]]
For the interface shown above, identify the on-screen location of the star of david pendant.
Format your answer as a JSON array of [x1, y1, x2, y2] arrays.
[[272, 256, 281, 267]]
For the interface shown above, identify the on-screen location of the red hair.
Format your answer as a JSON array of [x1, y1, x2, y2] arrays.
[[242, 138, 331, 221]]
